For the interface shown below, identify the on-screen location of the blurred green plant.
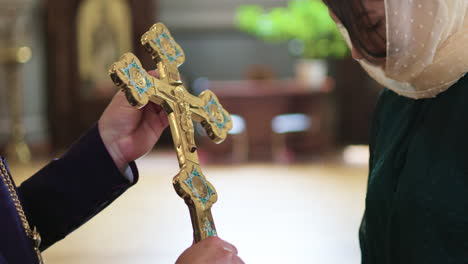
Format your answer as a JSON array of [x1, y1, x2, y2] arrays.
[[236, 0, 349, 59]]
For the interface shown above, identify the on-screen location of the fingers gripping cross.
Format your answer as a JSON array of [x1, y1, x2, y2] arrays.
[[109, 23, 232, 242]]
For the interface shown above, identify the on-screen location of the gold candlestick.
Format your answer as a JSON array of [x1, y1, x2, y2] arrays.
[[0, 0, 34, 163], [3, 47, 32, 163]]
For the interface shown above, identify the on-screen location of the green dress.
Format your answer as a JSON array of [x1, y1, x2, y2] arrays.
[[360, 75, 468, 264]]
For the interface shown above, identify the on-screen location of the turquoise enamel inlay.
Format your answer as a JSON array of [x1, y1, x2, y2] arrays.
[[120, 60, 154, 95], [184, 168, 214, 206], [204, 98, 230, 129], [203, 219, 217, 237], [154, 31, 182, 63]]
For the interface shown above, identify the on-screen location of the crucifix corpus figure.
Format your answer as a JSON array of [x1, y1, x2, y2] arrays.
[[109, 23, 232, 242]]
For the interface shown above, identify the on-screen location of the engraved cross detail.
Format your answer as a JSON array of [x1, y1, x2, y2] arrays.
[[109, 23, 232, 242]]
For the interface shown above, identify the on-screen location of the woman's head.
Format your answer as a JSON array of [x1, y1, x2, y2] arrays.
[[323, 0, 386, 66], [323, 0, 468, 99]]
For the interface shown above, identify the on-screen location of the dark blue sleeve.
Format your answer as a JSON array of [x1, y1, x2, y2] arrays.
[[0, 252, 7, 264], [17, 124, 139, 251]]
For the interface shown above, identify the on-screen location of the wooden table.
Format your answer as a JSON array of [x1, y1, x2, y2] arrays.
[[197, 78, 335, 162]]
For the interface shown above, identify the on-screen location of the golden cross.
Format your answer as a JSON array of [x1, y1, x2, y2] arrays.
[[109, 23, 232, 242]]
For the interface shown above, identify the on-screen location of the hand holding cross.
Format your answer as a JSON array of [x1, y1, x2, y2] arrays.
[[109, 23, 232, 242]]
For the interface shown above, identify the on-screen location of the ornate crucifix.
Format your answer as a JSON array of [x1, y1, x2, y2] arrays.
[[109, 23, 232, 242]]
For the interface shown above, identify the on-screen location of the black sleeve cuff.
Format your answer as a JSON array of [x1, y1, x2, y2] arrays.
[[19, 123, 139, 251]]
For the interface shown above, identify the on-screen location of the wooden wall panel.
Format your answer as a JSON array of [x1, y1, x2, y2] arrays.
[[45, 0, 156, 150]]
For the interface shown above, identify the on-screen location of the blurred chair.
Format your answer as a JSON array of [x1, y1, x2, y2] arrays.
[[228, 114, 249, 163], [196, 114, 248, 163], [271, 113, 312, 163]]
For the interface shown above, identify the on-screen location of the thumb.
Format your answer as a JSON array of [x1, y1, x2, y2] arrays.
[[113, 90, 140, 109], [148, 69, 160, 79]]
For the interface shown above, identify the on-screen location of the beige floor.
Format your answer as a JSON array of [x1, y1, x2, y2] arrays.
[[10, 153, 368, 264]]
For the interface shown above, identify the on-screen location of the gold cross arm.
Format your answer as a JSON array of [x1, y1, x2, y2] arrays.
[[109, 23, 232, 242]]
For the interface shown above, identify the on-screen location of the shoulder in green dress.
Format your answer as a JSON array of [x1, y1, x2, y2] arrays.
[[360, 75, 468, 264]]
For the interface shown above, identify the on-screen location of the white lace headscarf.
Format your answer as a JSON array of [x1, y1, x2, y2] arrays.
[[339, 0, 468, 99]]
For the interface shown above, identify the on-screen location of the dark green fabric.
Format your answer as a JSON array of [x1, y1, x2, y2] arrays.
[[360, 75, 468, 264]]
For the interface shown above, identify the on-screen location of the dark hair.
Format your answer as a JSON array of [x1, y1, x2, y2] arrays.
[[323, 0, 386, 59]]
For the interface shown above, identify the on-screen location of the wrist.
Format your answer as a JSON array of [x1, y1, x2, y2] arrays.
[[98, 122, 128, 172], [106, 142, 128, 172]]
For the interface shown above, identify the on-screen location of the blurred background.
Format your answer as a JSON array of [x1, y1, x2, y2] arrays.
[[0, 0, 383, 263]]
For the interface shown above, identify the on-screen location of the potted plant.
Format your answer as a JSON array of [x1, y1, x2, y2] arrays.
[[236, 0, 348, 88]]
